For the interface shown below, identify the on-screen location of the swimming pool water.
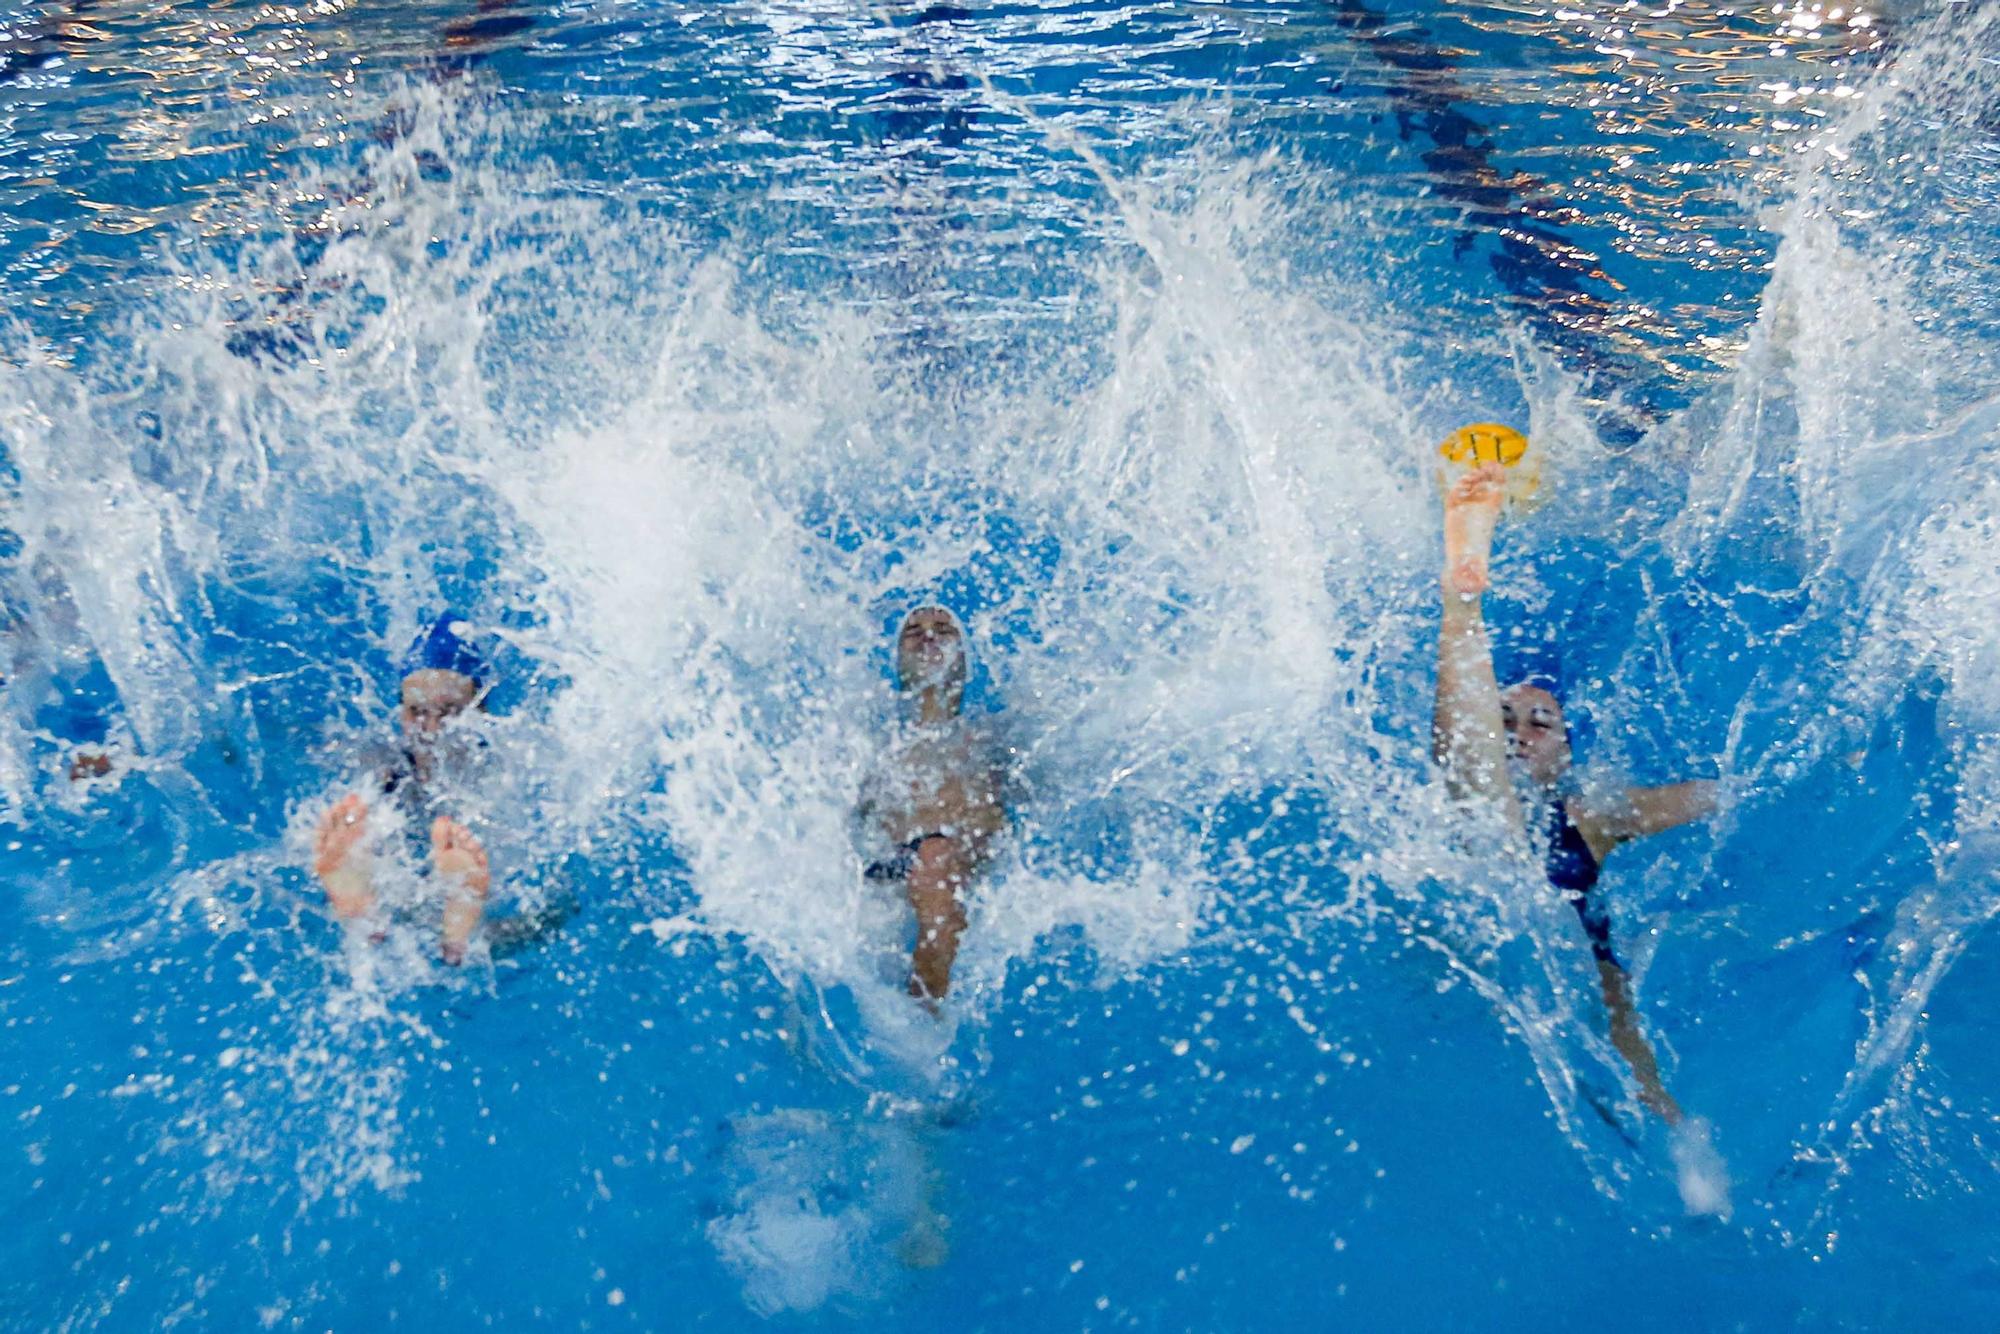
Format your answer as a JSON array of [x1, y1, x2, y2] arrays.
[[4, 0, 1999, 1329]]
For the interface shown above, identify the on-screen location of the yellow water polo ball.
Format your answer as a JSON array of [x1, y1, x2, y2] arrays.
[[1439, 423, 1530, 469]]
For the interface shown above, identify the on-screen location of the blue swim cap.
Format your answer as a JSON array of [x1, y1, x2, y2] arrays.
[[402, 612, 489, 685], [1516, 670, 1564, 699]]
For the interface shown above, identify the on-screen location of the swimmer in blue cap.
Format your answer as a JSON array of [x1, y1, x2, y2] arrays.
[[312, 612, 495, 965], [1434, 464, 1716, 1123], [859, 607, 1009, 1005]]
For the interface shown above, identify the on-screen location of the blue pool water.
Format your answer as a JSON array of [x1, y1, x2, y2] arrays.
[[4, 0, 1999, 1328]]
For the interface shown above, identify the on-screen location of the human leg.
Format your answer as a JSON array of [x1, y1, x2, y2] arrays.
[[906, 834, 970, 1002]]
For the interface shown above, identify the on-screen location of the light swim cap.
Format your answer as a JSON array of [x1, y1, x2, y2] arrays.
[[894, 604, 986, 724]]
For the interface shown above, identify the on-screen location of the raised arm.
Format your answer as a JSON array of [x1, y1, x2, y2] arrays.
[[1432, 465, 1521, 830]]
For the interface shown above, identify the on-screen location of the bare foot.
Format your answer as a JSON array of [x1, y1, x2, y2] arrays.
[[314, 795, 377, 921], [433, 817, 491, 966], [1442, 463, 1507, 598]]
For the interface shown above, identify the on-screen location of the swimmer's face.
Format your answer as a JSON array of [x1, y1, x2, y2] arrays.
[[1501, 683, 1571, 786], [400, 668, 479, 741], [896, 608, 967, 707]]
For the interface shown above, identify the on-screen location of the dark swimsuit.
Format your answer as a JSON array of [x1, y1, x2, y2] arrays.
[[377, 745, 575, 958], [864, 833, 946, 883], [1543, 799, 1623, 970], [378, 750, 444, 860], [378, 750, 420, 798]]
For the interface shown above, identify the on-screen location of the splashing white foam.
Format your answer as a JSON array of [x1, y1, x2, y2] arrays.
[[1671, 1116, 1733, 1221]]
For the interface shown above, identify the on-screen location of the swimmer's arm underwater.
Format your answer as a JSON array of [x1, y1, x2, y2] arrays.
[[1572, 780, 1718, 853], [1615, 781, 1718, 841], [485, 884, 581, 962]]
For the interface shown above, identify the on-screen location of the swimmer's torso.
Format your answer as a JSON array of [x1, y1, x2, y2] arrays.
[[362, 733, 492, 851], [866, 720, 1006, 854]]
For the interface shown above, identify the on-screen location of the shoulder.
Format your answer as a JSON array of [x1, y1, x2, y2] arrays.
[[1560, 795, 1620, 864]]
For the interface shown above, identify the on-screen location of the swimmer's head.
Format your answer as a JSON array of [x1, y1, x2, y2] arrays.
[[399, 613, 488, 741], [400, 667, 480, 740], [403, 612, 488, 682], [895, 605, 967, 714], [1501, 680, 1571, 787]]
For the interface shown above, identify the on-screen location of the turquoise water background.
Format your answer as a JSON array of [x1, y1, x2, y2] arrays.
[[4, 1, 2000, 1328]]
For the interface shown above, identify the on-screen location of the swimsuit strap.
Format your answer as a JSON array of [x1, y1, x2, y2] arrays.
[[1542, 798, 1601, 893], [1544, 799, 1623, 970], [863, 833, 950, 884]]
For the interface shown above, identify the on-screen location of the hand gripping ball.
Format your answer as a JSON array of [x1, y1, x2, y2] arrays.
[[1438, 422, 1541, 510]]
